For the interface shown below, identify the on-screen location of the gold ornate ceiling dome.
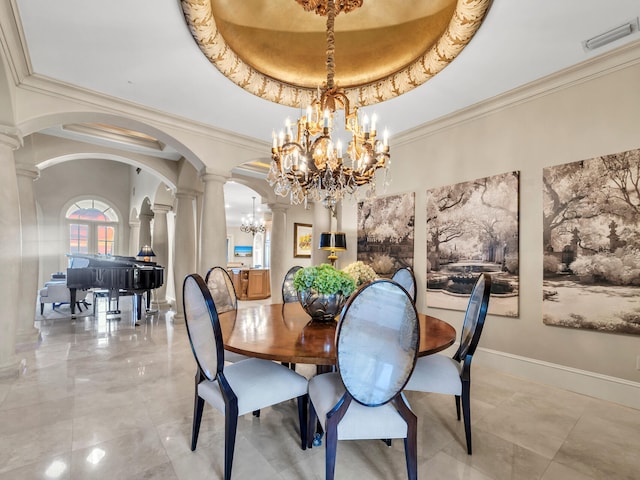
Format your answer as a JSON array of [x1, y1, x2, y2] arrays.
[[181, 0, 491, 108]]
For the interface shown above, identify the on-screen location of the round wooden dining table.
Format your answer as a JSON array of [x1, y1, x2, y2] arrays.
[[218, 302, 457, 366]]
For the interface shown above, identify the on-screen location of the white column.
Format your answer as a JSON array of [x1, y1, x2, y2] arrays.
[[16, 163, 41, 344], [129, 219, 140, 257], [138, 212, 152, 250], [173, 189, 197, 322], [312, 202, 332, 265], [269, 203, 288, 302], [151, 202, 171, 308], [199, 172, 228, 274], [0, 132, 22, 378]]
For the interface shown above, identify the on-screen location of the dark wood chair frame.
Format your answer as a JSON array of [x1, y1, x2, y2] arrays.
[[307, 279, 419, 480], [183, 274, 308, 480], [452, 273, 491, 454]]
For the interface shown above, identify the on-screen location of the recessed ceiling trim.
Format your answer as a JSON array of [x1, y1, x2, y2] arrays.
[[63, 123, 165, 151], [180, 0, 492, 108]]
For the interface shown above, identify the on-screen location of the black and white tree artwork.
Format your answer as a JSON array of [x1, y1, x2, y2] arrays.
[[426, 171, 519, 317], [357, 192, 415, 276], [543, 148, 640, 335]]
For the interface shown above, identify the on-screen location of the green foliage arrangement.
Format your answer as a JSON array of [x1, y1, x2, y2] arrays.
[[293, 264, 356, 296]]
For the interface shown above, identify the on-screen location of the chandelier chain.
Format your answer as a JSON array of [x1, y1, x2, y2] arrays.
[[326, 0, 335, 90]]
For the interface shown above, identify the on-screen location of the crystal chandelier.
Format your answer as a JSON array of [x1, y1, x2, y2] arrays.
[[240, 197, 266, 235], [267, 0, 390, 210]]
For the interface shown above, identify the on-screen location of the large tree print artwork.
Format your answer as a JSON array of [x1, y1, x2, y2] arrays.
[[357, 192, 415, 276], [426, 171, 519, 317], [543, 148, 640, 335]]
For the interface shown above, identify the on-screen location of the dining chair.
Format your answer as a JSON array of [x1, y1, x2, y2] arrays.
[[282, 265, 302, 303], [392, 266, 417, 303], [281, 265, 303, 371], [204, 266, 249, 364], [205, 266, 237, 313], [183, 273, 309, 480], [404, 273, 491, 455], [307, 279, 420, 480]]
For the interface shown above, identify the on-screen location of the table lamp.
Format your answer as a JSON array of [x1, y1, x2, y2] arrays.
[[319, 232, 347, 267], [137, 245, 156, 263]]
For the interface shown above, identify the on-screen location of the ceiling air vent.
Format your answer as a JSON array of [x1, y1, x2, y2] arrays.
[[583, 17, 639, 51]]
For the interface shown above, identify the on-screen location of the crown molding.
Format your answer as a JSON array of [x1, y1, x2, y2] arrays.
[[0, 0, 31, 85], [393, 39, 640, 147], [15, 73, 268, 154], [0, 2, 266, 153]]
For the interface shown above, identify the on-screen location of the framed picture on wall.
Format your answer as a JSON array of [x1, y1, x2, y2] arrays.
[[234, 245, 253, 257], [294, 223, 312, 258]]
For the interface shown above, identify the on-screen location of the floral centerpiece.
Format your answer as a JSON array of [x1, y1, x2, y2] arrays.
[[293, 264, 356, 321], [343, 261, 377, 287]]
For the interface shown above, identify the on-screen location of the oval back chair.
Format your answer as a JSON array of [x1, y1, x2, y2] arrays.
[[183, 273, 309, 480], [405, 273, 491, 455], [391, 266, 417, 303], [282, 265, 302, 303], [307, 279, 420, 480], [204, 266, 237, 314]]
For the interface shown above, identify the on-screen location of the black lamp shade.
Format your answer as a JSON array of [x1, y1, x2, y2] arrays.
[[319, 232, 347, 251], [137, 245, 156, 258]]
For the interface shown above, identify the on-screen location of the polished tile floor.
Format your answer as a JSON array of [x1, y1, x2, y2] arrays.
[[1, 298, 639, 479]]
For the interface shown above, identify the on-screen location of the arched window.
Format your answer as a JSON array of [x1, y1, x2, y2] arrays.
[[66, 199, 119, 255]]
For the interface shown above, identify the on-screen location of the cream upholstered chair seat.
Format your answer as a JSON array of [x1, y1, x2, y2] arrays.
[[308, 372, 410, 441], [198, 358, 307, 416], [404, 354, 463, 395]]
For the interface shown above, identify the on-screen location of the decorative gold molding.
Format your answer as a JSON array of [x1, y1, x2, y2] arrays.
[[181, 0, 492, 107]]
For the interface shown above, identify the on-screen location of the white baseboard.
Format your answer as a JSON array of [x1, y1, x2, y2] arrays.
[[474, 347, 640, 410]]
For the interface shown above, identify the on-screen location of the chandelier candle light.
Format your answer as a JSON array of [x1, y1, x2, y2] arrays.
[[267, 0, 390, 209], [240, 196, 266, 235]]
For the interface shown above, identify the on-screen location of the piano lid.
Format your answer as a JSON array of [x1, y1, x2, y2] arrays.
[[67, 253, 160, 268]]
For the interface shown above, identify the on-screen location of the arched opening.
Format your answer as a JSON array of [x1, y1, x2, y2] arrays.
[[65, 199, 119, 255]]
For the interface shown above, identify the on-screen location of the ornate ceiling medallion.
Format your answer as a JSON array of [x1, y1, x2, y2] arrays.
[[295, 0, 363, 15], [180, 0, 492, 108]]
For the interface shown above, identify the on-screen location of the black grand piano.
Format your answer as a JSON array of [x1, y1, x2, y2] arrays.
[[66, 253, 164, 320]]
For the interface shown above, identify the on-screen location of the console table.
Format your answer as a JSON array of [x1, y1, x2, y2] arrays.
[[228, 268, 271, 300]]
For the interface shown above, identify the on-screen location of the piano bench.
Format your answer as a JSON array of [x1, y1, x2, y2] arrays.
[[39, 283, 89, 315]]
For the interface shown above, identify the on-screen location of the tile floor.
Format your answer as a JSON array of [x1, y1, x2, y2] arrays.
[[1, 298, 639, 479]]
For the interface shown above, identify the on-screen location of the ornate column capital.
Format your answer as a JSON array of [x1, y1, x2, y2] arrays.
[[15, 164, 40, 180], [152, 203, 173, 214], [199, 170, 229, 185], [175, 188, 198, 200], [0, 130, 22, 150], [268, 202, 289, 214]]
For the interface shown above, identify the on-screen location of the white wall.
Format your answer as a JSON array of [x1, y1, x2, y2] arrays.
[[371, 52, 640, 384], [34, 158, 132, 284], [227, 204, 314, 270]]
